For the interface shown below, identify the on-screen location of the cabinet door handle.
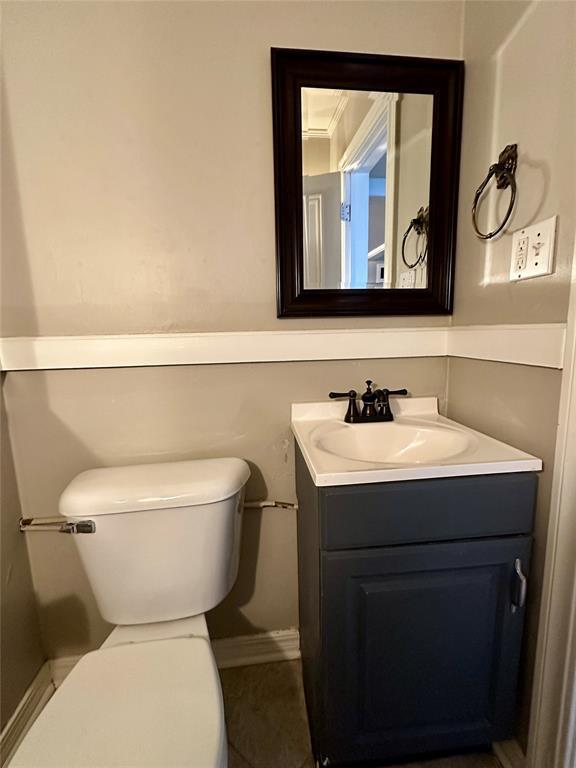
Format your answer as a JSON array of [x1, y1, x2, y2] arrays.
[[512, 558, 528, 612]]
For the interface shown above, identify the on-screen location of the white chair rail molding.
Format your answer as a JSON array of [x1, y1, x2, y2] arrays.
[[0, 323, 567, 371]]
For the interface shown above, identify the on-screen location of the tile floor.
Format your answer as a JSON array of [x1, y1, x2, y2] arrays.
[[219, 660, 502, 768]]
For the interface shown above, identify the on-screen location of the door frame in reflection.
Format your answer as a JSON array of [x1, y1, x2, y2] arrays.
[[338, 92, 398, 289]]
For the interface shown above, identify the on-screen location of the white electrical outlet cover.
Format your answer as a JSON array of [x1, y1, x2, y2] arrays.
[[510, 215, 557, 282], [399, 271, 416, 288]]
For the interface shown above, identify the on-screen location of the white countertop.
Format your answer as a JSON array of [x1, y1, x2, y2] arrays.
[[291, 397, 542, 487]]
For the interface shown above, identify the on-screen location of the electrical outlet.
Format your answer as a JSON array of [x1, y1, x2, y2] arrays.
[[510, 216, 557, 282], [399, 271, 416, 288]]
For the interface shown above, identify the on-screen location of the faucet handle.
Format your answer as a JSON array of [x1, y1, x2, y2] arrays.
[[329, 389, 357, 399], [374, 387, 409, 401], [374, 387, 408, 421], [328, 389, 360, 423]]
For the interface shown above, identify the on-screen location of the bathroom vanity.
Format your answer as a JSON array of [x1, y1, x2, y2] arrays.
[[292, 398, 540, 766]]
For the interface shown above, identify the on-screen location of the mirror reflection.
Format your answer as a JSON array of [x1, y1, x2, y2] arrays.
[[301, 88, 433, 290]]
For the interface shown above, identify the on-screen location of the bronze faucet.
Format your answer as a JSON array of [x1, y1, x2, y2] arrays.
[[329, 380, 408, 423]]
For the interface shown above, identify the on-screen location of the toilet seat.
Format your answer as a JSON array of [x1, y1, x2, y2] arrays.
[[102, 613, 210, 649], [10, 637, 226, 768]]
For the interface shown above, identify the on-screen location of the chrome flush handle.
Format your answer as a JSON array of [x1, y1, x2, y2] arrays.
[[512, 558, 528, 613], [19, 517, 96, 534]]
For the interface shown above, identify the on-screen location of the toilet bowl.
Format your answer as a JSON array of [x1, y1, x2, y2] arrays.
[[10, 458, 250, 768]]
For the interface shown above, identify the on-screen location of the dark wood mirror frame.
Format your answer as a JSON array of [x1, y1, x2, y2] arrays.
[[272, 48, 464, 317]]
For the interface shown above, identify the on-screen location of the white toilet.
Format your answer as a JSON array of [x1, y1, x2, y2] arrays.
[[10, 457, 251, 768]]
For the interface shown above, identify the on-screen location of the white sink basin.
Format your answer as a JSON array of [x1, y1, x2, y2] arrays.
[[292, 397, 542, 486], [312, 420, 474, 465]]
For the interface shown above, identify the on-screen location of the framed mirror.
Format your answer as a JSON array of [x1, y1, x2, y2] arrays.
[[271, 48, 464, 317]]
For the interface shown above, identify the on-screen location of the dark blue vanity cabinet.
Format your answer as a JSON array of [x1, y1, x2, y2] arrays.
[[295, 446, 536, 766]]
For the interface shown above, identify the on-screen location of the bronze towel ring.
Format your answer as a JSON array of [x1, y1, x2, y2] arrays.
[[401, 206, 429, 269], [472, 144, 518, 240]]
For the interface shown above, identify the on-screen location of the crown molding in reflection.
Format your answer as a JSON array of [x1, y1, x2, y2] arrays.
[[301, 89, 348, 139], [0, 324, 566, 372]]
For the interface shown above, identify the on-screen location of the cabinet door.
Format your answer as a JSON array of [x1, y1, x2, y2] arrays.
[[320, 537, 531, 765]]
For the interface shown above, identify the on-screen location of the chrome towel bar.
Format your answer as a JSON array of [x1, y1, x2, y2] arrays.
[[19, 517, 96, 534]]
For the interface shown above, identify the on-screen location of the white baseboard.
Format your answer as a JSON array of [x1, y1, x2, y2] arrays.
[[211, 628, 301, 669], [494, 739, 526, 768], [49, 655, 82, 689], [0, 663, 54, 767], [49, 629, 301, 689]]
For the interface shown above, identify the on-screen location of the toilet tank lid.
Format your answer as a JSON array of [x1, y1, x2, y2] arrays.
[[59, 458, 250, 518]]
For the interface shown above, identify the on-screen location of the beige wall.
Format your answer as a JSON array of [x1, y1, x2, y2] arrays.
[[329, 92, 373, 172], [453, 0, 575, 325], [1, 1, 463, 338], [4, 357, 447, 657], [446, 358, 561, 747], [2, 11, 574, 761], [1, 0, 462, 657], [445, 0, 576, 749], [392, 93, 433, 287], [302, 138, 330, 177], [0, 380, 44, 730]]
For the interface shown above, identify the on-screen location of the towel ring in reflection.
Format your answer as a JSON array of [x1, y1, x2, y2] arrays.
[[401, 206, 429, 269], [472, 144, 518, 240]]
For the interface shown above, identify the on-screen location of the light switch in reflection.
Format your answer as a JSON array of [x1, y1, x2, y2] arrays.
[[510, 215, 557, 282]]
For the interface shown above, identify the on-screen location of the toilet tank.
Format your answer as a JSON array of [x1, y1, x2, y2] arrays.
[[59, 458, 250, 626]]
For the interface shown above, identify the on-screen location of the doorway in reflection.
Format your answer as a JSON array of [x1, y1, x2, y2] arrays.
[[301, 87, 432, 290]]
